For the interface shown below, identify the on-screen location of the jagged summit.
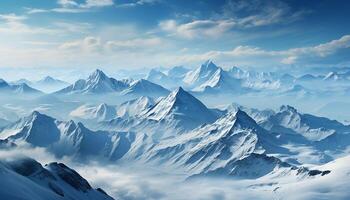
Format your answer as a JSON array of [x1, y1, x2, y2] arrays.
[[279, 105, 298, 113], [200, 60, 218, 72], [88, 69, 109, 81], [144, 87, 217, 126], [183, 60, 219, 86], [56, 69, 129, 94]]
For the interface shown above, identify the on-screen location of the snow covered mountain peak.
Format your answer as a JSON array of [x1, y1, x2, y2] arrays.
[[279, 105, 298, 113], [56, 69, 129, 94], [183, 60, 219, 86], [144, 87, 217, 126], [7, 111, 60, 147], [88, 69, 108, 80], [200, 60, 218, 72], [213, 109, 261, 135], [121, 78, 169, 96], [260, 104, 350, 141]]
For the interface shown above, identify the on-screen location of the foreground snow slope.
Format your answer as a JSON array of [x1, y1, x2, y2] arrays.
[[0, 157, 113, 200]]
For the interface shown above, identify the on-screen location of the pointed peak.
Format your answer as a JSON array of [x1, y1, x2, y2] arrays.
[[28, 111, 52, 122], [89, 69, 108, 79], [173, 86, 188, 96], [76, 122, 87, 130], [279, 105, 298, 113], [31, 110, 41, 117]]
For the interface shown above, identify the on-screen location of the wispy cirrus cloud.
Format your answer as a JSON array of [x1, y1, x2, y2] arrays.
[[26, 0, 114, 14], [0, 13, 92, 35], [159, 0, 309, 39], [159, 19, 236, 39], [115, 0, 161, 8], [0, 13, 58, 34], [59, 36, 164, 53], [178, 35, 350, 66]]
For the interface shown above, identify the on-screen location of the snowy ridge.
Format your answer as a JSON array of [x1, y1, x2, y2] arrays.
[[56, 69, 129, 94], [0, 79, 43, 94], [2, 111, 138, 160], [144, 110, 294, 177], [261, 105, 350, 141]]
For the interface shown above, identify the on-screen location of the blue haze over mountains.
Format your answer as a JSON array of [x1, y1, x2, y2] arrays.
[[1, 60, 350, 199]]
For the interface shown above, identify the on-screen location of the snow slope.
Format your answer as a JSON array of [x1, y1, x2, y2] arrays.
[[0, 157, 113, 200], [70, 103, 117, 122]]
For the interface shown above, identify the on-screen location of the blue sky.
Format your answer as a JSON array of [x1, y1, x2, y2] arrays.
[[0, 0, 349, 73]]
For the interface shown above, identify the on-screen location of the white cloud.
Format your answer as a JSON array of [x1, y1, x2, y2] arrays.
[[57, 0, 79, 8], [160, 0, 309, 39], [58, 0, 114, 8], [59, 36, 102, 52], [27, 0, 114, 14], [159, 19, 236, 39], [105, 37, 162, 51], [81, 0, 114, 8], [174, 34, 350, 66], [0, 13, 59, 34], [0, 32, 349, 70], [59, 36, 165, 53], [116, 0, 160, 8]]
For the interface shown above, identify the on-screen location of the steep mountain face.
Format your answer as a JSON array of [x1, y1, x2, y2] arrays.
[[117, 96, 155, 118], [1, 111, 137, 160], [0, 157, 114, 200], [143, 87, 217, 130], [70, 103, 117, 122], [261, 105, 350, 141], [121, 79, 170, 97], [183, 60, 219, 87], [56, 69, 129, 94], [144, 110, 295, 178], [101, 87, 220, 141]]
